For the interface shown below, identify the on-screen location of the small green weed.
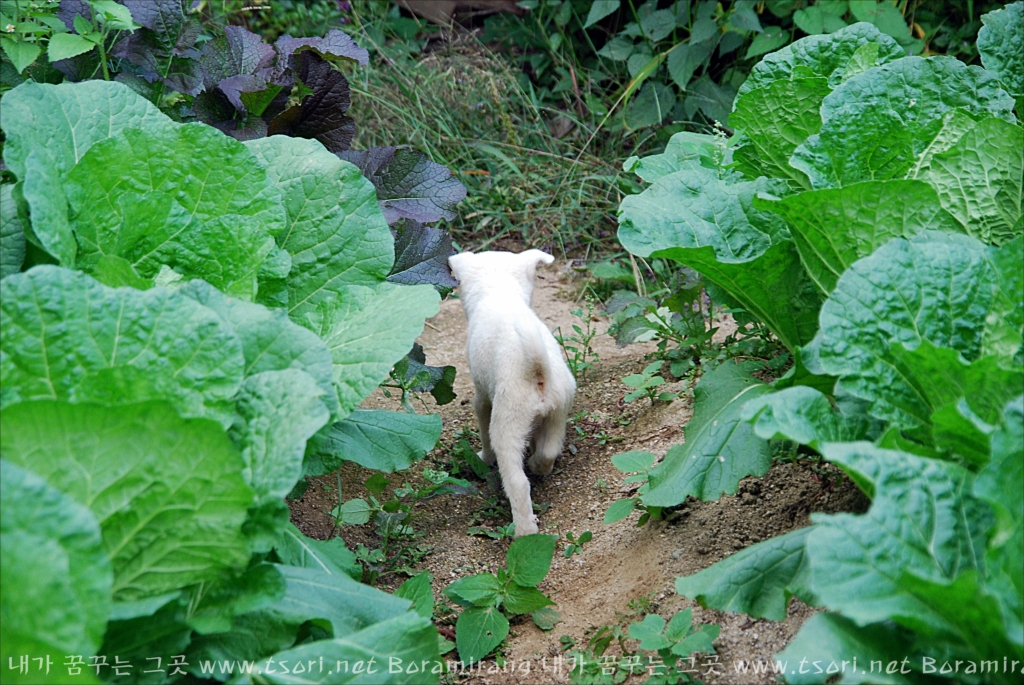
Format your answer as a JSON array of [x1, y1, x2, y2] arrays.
[[444, 535, 560, 664], [622, 361, 674, 404], [555, 299, 602, 381], [604, 451, 664, 527], [563, 530, 592, 557]]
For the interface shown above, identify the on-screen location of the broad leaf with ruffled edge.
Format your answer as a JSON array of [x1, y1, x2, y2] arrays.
[[810, 442, 1017, 666], [339, 147, 468, 226], [758, 179, 963, 294], [791, 56, 1017, 189], [618, 168, 823, 352], [977, 1, 1023, 99], [912, 117, 1023, 246], [742, 385, 872, 449], [0, 81, 172, 266], [65, 123, 285, 300], [0, 460, 112, 675], [309, 282, 441, 416], [737, 22, 905, 96], [730, 77, 830, 188], [230, 370, 330, 505], [0, 400, 254, 601], [244, 136, 392, 322], [0, 267, 245, 427], [805, 235, 1024, 440], [643, 362, 773, 507], [179, 280, 340, 418]]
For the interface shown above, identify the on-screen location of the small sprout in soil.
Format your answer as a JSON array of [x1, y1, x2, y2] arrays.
[[564, 530, 592, 557], [622, 361, 675, 403]]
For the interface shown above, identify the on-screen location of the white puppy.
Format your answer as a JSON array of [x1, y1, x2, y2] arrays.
[[448, 249, 577, 537]]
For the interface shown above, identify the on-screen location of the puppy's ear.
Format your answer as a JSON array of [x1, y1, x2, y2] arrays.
[[521, 249, 555, 268], [448, 252, 473, 281]]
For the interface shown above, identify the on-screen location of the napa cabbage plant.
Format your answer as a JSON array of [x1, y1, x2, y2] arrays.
[[0, 79, 448, 683], [615, 7, 1023, 682]]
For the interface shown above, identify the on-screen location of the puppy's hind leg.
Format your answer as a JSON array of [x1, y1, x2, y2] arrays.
[[473, 393, 496, 465], [528, 403, 569, 476], [490, 396, 539, 537]]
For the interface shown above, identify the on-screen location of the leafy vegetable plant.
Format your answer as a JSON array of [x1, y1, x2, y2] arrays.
[[622, 361, 671, 403], [443, 534, 558, 664], [0, 77, 450, 684], [614, 7, 1023, 681]]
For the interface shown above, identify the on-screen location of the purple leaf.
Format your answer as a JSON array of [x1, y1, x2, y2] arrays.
[[199, 25, 276, 91], [387, 219, 458, 295], [57, 0, 92, 30], [267, 51, 355, 153], [275, 29, 369, 67], [338, 147, 467, 224]]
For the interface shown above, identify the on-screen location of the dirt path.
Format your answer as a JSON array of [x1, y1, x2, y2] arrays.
[[289, 259, 866, 685]]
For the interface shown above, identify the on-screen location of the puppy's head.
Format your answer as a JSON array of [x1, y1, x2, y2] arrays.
[[449, 249, 554, 306]]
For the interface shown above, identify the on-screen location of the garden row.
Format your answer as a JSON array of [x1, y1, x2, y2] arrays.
[[610, 6, 1023, 682]]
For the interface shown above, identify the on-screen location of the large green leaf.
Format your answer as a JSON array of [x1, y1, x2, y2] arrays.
[[792, 56, 1017, 188], [244, 136, 392, 320], [0, 400, 253, 600], [978, 1, 1024, 98], [622, 132, 722, 183], [759, 180, 963, 294], [738, 22, 904, 96], [675, 527, 813, 621], [305, 409, 442, 475], [678, 240, 825, 353], [185, 610, 299, 683], [0, 81, 172, 266], [644, 362, 774, 507], [65, 125, 285, 300], [618, 168, 781, 262], [273, 522, 362, 581], [806, 235, 1024, 435], [186, 563, 286, 635], [444, 574, 502, 608], [730, 77, 830, 188], [974, 397, 1024, 640], [231, 369, 330, 504], [777, 614, 916, 685], [618, 169, 822, 351], [0, 267, 245, 427], [0, 460, 112, 679], [99, 600, 193, 685], [455, 606, 509, 665], [258, 612, 439, 684], [269, 564, 411, 637], [180, 280, 339, 418], [913, 117, 1024, 246], [311, 282, 441, 416], [742, 385, 871, 449], [811, 443, 1014, 663], [0, 184, 26, 278], [506, 534, 558, 587]]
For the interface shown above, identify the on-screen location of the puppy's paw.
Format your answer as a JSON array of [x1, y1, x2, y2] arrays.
[[478, 449, 496, 466], [527, 454, 555, 476], [513, 516, 539, 537]]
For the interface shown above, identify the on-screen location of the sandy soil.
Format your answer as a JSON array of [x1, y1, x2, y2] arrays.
[[288, 258, 867, 685]]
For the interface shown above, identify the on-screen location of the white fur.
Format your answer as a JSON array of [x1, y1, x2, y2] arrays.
[[448, 249, 577, 537]]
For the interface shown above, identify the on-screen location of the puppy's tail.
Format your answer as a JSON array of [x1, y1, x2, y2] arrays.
[[515, 321, 553, 404]]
